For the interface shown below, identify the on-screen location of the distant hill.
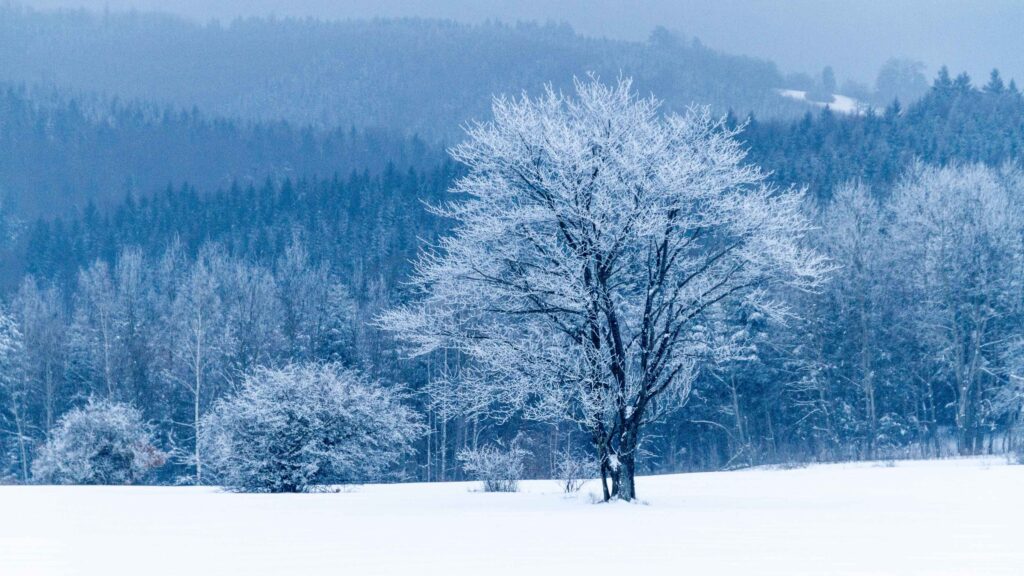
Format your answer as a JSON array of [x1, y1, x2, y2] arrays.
[[0, 85, 439, 216], [2, 68, 1021, 221], [11, 70, 1024, 296], [0, 7, 810, 137], [742, 71, 1024, 200]]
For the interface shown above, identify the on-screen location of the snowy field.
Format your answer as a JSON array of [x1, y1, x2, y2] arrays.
[[1, 457, 1020, 576]]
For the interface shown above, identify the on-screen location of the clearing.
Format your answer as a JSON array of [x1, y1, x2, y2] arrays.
[[778, 88, 867, 115]]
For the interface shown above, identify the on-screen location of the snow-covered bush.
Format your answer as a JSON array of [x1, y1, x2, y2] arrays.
[[554, 450, 598, 493], [201, 363, 423, 493], [32, 400, 165, 485], [457, 442, 530, 493]]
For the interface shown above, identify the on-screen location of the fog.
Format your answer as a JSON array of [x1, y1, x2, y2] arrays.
[[19, 0, 1024, 85]]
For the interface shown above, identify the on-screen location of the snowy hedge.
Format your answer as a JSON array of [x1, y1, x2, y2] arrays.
[[201, 363, 424, 493], [32, 400, 165, 485]]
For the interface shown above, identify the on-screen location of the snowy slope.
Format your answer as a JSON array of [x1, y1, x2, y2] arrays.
[[1, 458, 1020, 576], [779, 88, 867, 115]]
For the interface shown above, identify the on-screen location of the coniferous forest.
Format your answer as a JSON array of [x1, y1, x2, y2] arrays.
[[2, 5, 1024, 492]]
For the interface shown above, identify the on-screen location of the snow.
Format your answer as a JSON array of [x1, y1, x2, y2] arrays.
[[779, 88, 867, 115], [1, 457, 1021, 575]]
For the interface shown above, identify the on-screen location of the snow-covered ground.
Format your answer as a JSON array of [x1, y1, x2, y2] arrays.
[[779, 88, 867, 115], [1, 457, 1020, 575]]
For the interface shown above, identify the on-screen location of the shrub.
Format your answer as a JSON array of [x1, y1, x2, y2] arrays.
[[201, 363, 423, 493], [32, 400, 165, 485], [457, 441, 530, 493], [554, 450, 598, 493]]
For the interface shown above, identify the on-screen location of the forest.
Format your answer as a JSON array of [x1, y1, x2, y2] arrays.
[[1, 7, 1024, 492], [0, 6, 808, 137]]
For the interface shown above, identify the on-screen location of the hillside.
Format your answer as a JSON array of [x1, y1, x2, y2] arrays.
[[0, 86, 439, 216], [742, 72, 1024, 199], [0, 7, 810, 137], [1, 458, 1019, 575]]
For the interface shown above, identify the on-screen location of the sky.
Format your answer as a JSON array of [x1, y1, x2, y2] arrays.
[[18, 0, 1024, 86]]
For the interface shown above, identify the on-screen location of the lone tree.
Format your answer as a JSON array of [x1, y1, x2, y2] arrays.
[[382, 78, 827, 501]]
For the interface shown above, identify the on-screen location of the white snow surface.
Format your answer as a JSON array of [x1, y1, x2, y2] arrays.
[[779, 88, 866, 115], [1, 457, 1021, 575]]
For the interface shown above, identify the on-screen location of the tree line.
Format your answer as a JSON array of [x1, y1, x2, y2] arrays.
[[1, 71, 1023, 487], [741, 67, 1024, 200], [1, 240, 373, 483]]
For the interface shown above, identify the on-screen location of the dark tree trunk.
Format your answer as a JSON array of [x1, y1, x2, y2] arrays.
[[613, 420, 640, 501], [594, 426, 613, 501], [599, 459, 612, 502], [617, 452, 637, 501]]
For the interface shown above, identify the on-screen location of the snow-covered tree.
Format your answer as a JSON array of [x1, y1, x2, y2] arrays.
[[381, 77, 828, 500], [32, 399, 165, 485], [816, 183, 891, 457], [67, 260, 120, 398], [160, 245, 233, 484], [66, 251, 157, 405], [275, 241, 355, 363], [996, 339, 1024, 453], [0, 306, 30, 481], [888, 163, 1024, 453], [219, 258, 283, 373], [111, 248, 157, 407], [201, 363, 423, 493], [11, 278, 67, 442]]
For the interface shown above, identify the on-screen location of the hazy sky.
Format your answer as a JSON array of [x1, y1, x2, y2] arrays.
[[19, 0, 1024, 86]]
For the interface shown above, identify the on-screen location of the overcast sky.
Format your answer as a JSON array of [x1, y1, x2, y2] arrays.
[[19, 0, 1024, 86]]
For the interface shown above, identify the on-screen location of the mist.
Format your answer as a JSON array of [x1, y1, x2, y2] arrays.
[[19, 0, 1024, 85]]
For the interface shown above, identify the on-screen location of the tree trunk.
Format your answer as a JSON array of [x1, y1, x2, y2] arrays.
[[599, 459, 611, 502], [593, 424, 614, 501], [425, 409, 432, 482], [729, 376, 748, 465], [14, 408, 28, 483], [193, 314, 203, 485], [956, 380, 972, 455], [440, 414, 447, 482], [613, 420, 640, 501], [617, 451, 637, 501]]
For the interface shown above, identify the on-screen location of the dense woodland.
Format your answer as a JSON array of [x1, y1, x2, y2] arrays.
[[0, 6, 810, 138], [743, 67, 1024, 199], [1, 9, 1024, 486], [0, 86, 439, 215]]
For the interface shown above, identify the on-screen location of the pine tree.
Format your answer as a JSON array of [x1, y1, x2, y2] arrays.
[[985, 69, 1006, 94]]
